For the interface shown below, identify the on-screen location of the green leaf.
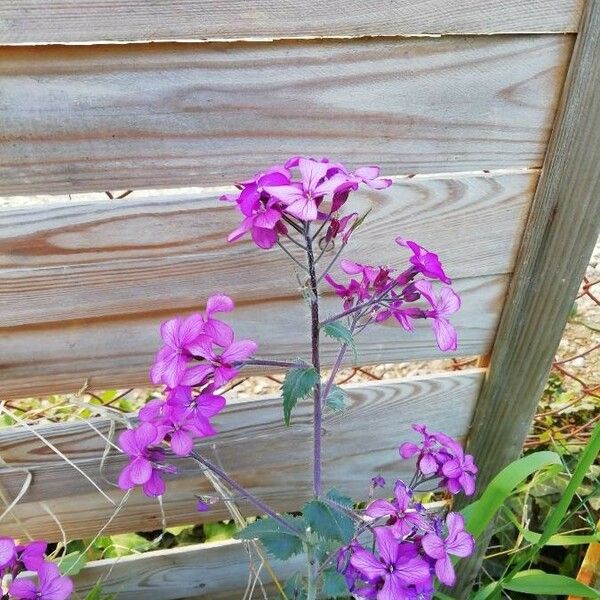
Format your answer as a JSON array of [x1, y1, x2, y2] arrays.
[[282, 367, 319, 426], [83, 583, 117, 600], [203, 521, 236, 542], [323, 321, 356, 359], [502, 570, 600, 598], [468, 583, 499, 600], [463, 451, 561, 539], [504, 508, 600, 546], [303, 498, 355, 544], [102, 533, 152, 558], [281, 573, 307, 600], [58, 551, 87, 576], [325, 385, 348, 411], [537, 420, 600, 547], [433, 591, 459, 600], [322, 569, 348, 598], [235, 516, 305, 560]]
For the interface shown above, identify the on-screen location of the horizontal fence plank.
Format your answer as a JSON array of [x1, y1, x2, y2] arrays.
[[72, 539, 302, 600], [0, 171, 528, 400], [0, 371, 482, 539], [0, 172, 534, 324], [0, 35, 572, 195], [0, 273, 504, 400], [0, 1, 582, 45]]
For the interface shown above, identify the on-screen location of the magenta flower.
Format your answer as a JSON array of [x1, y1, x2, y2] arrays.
[[351, 166, 392, 190], [168, 386, 226, 436], [422, 513, 474, 586], [9, 562, 73, 600], [414, 280, 460, 352], [118, 422, 173, 497], [265, 158, 348, 221], [0, 536, 15, 570], [350, 527, 431, 600], [227, 202, 285, 249], [437, 435, 478, 496], [398, 424, 445, 475], [365, 481, 429, 538], [200, 295, 235, 347], [149, 314, 206, 388], [17, 541, 48, 571], [183, 338, 258, 388], [396, 239, 451, 284]]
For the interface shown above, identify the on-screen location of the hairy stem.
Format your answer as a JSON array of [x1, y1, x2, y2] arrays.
[[239, 358, 307, 369], [276, 240, 309, 272], [190, 451, 302, 535], [304, 224, 323, 499]]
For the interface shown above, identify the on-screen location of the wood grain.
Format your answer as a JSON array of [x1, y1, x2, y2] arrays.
[[72, 539, 302, 600], [0, 35, 572, 195], [0, 1, 583, 45], [0, 273, 505, 401], [0, 172, 535, 326], [453, 1, 600, 594], [0, 371, 481, 539]]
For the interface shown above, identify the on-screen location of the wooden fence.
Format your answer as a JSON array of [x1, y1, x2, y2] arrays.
[[0, 0, 599, 597]]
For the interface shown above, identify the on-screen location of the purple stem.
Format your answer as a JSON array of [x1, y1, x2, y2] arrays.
[[238, 358, 306, 369], [304, 224, 323, 498], [319, 278, 400, 327], [190, 450, 303, 535]]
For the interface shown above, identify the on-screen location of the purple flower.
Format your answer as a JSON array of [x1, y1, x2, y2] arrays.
[[371, 475, 386, 489], [0, 536, 15, 570], [168, 386, 226, 435], [437, 436, 478, 496], [399, 424, 446, 475], [200, 295, 235, 347], [183, 338, 258, 388], [414, 280, 460, 352], [350, 527, 431, 600], [17, 541, 48, 571], [150, 314, 206, 388], [265, 158, 349, 221], [351, 166, 392, 190], [227, 201, 286, 249], [364, 481, 429, 538], [9, 562, 73, 600], [396, 239, 451, 284], [422, 513, 474, 586], [117, 423, 173, 497]]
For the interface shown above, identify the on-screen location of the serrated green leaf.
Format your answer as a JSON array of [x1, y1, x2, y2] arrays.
[[502, 570, 600, 598], [235, 516, 305, 560], [303, 499, 355, 544], [282, 367, 319, 425], [322, 569, 348, 598], [59, 551, 87, 576], [323, 321, 356, 359], [325, 385, 348, 411], [281, 573, 307, 600]]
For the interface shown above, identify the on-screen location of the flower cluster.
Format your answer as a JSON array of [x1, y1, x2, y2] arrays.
[[117, 295, 256, 498], [325, 239, 460, 352], [0, 537, 73, 600], [399, 424, 478, 496], [337, 427, 477, 598], [222, 156, 392, 248]]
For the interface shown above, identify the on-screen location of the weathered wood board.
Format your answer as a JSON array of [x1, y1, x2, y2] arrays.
[[0, 35, 572, 194], [71, 539, 302, 600], [0, 371, 482, 539], [0, 273, 504, 400], [0, 0, 582, 45]]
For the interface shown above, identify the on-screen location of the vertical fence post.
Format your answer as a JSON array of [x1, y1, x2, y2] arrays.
[[452, 0, 600, 593]]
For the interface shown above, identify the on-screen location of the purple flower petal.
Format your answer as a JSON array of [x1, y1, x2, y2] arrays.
[[364, 499, 396, 519], [9, 578, 38, 600], [350, 548, 386, 581], [434, 554, 456, 586]]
